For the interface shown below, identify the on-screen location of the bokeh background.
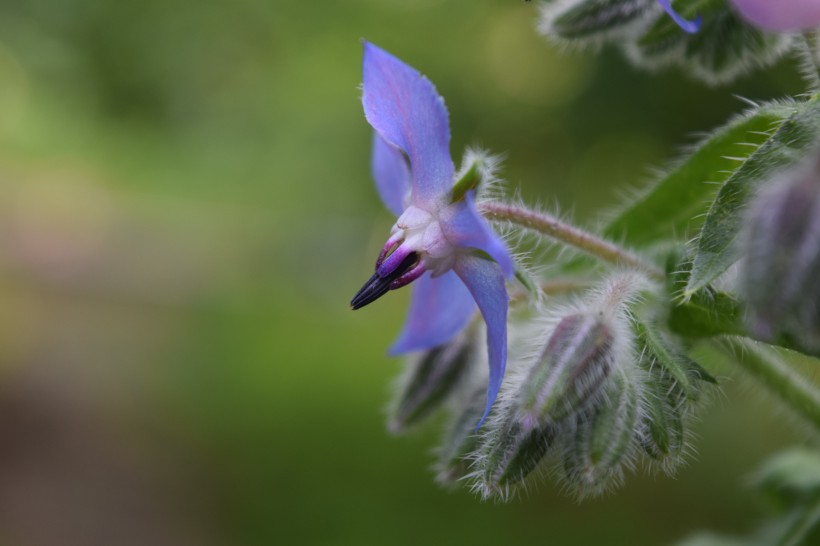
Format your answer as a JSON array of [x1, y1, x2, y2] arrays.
[[0, 1, 811, 545]]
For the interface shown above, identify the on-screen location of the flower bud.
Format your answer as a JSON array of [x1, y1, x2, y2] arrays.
[[517, 313, 616, 428], [741, 156, 820, 353], [389, 332, 475, 434], [562, 368, 642, 498], [472, 415, 557, 500], [435, 387, 486, 486]]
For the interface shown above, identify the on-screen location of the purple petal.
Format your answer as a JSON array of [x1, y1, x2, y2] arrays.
[[371, 133, 411, 216], [730, 0, 820, 31], [362, 41, 454, 208], [389, 270, 475, 355], [657, 0, 701, 34], [441, 193, 514, 279], [453, 255, 508, 426]]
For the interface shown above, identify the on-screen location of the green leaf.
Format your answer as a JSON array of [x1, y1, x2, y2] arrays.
[[545, 0, 653, 41], [752, 448, 820, 507], [668, 288, 745, 338], [436, 387, 485, 485], [604, 101, 795, 247], [686, 98, 820, 296]]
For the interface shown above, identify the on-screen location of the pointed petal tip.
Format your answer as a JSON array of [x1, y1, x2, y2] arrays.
[[682, 14, 702, 34], [658, 0, 701, 34], [474, 403, 492, 432]]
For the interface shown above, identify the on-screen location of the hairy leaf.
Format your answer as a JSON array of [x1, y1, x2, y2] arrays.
[[605, 101, 795, 246], [687, 98, 820, 296]]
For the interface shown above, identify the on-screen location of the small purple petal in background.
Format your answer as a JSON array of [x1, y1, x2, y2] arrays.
[[730, 0, 820, 32], [371, 133, 411, 216], [442, 193, 515, 279], [390, 270, 476, 355], [657, 0, 702, 34], [453, 256, 509, 425], [362, 41, 454, 208]]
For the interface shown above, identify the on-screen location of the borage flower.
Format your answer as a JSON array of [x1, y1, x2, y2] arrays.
[[351, 42, 514, 424]]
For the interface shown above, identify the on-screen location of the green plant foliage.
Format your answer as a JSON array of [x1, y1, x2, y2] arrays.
[[548, 0, 654, 41], [605, 101, 795, 246], [686, 97, 820, 296]]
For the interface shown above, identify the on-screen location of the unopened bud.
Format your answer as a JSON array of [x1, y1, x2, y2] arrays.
[[563, 368, 642, 498], [435, 387, 486, 486], [473, 415, 557, 500], [741, 155, 820, 352], [389, 332, 475, 433], [517, 314, 615, 428]]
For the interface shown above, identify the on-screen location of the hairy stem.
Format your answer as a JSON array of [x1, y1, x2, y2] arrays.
[[479, 201, 663, 279], [798, 31, 820, 92], [714, 337, 820, 430]]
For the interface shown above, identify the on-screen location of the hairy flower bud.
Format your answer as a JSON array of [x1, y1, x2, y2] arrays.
[[435, 387, 486, 486], [741, 156, 820, 352], [517, 313, 616, 428], [472, 415, 557, 500], [389, 331, 476, 433], [562, 369, 642, 498]]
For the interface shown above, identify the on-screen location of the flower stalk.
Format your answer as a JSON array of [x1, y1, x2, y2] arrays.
[[715, 337, 820, 430], [478, 201, 663, 280]]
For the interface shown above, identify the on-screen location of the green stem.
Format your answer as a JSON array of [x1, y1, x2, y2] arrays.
[[479, 201, 663, 280], [714, 337, 820, 430]]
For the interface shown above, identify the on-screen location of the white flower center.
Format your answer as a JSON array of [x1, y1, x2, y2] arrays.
[[393, 205, 456, 276]]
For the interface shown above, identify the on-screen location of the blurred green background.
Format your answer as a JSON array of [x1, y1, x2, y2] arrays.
[[0, 1, 811, 545]]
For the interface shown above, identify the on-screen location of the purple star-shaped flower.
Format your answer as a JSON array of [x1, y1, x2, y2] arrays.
[[351, 42, 514, 425]]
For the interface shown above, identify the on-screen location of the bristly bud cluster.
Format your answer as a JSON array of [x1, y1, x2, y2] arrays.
[[740, 152, 820, 353], [469, 273, 641, 500], [386, 272, 717, 501], [535, 0, 795, 85]]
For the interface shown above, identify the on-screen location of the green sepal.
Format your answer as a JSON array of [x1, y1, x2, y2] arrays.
[[514, 267, 540, 298], [435, 387, 486, 485], [450, 160, 481, 204], [635, 320, 694, 395], [518, 314, 614, 424], [563, 370, 640, 497], [639, 372, 686, 463], [478, 417, 556, 494]]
